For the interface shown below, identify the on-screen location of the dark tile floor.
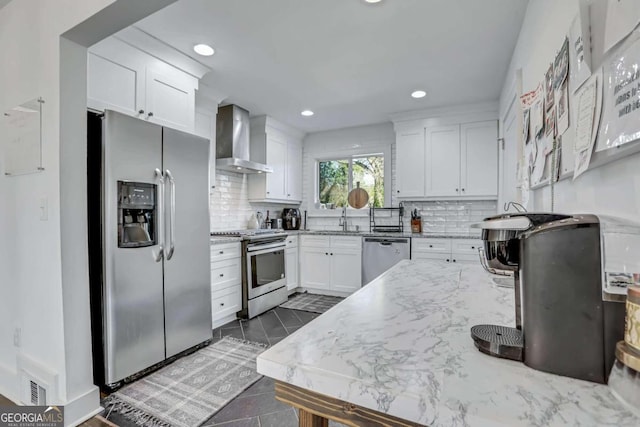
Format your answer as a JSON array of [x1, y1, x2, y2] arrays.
[[106, 305, 328, 427]]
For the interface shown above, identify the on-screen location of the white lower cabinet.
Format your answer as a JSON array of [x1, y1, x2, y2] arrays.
[[211, 242, 242, 328], [300, 235, 362, 295], [285, 236, 299, 292], [412, 238, 481, 263]]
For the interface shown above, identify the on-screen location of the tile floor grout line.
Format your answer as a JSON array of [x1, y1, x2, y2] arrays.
[[238, 319, 247, 340], [257, 314, 273, 346], [272, 309, 292, 335]]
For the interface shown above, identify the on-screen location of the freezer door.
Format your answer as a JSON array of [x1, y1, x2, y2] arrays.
[[162, 127, 213, 357], [103, 110, 166, 384]]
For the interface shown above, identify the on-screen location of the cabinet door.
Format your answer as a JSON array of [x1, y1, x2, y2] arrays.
[[145, 69, 195, 132], [300, 247, 331, 290], [87, 52, 143, 117], [460, 121, 498, 197], [330, 249, 362, 294], [395, 130, 425, 197], [425, 125, 461, 197], [286, 247, 298, 291], [265, 135, 288, 200], [287, 141, 303, 201]]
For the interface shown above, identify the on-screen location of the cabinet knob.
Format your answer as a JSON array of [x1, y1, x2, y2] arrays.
[[446, 259, 450, 262], [219, 251, 224, 254], [330, 253, 333, 256], [429, 245, 433, 248], [325, 252, 328, 255], [267, 191, 270, 194], [287, 194, 291, 197], [452, 259, 456, 262], [138, 109, 145, 114], [397, 190, 400, 193], [455, 188, 459, 192], [461, 188, 465, 192], [471, 246, 475, 249], [147, 112, 154, 117], [219, 273, 224, 277], [220, 303, 224, 306]]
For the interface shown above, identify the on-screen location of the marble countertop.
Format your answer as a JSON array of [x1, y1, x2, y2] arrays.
[[256, 260, 636, 426], [291, 230, 481, 239]]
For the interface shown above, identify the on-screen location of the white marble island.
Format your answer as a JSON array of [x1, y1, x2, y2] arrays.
[[257, 260, 637, 426]]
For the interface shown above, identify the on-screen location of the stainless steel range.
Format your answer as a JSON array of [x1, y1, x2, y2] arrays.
[[211, 230, 288, 318]]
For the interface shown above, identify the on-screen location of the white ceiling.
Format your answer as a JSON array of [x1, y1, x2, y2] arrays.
[[136, 0, 528, 133], [0, 0, 12, 10]]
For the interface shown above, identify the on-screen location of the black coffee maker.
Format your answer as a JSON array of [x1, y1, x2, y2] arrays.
[[282, 208, 301, 230]]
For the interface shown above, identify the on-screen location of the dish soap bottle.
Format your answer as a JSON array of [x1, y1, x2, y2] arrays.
[[248, 213, 259, 229]]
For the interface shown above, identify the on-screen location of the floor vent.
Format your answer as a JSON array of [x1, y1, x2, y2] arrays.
[[29, 380, 47, 405]]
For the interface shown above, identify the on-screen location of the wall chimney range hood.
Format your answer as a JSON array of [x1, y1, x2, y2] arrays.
[[215, 104, 272, 174]]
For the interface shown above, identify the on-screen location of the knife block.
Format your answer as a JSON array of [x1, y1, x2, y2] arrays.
[[411, 218, 422, 233]]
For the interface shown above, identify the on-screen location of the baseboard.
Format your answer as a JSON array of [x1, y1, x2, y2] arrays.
[[296, 287, 351, 298], [212, 313, 238, 329], [62, 386, 101, 427], [0, 362, 20, 404]]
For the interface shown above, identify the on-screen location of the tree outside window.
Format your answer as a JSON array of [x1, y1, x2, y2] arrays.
[[318, 155, 384, 208]]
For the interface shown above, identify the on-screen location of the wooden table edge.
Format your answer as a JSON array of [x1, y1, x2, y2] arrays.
[[274, 380, 426, 427]]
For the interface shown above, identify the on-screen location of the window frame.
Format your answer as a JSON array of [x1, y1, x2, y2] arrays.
[[312, 144, 391, 216]]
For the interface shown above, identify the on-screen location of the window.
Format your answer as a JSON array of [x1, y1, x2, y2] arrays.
[[318, 154, 385, 208]]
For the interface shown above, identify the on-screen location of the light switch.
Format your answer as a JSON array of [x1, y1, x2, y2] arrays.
[[39, 197, 48, 221]]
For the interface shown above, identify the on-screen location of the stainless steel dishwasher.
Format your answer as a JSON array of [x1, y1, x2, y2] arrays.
[[362, 237, 411, 285]]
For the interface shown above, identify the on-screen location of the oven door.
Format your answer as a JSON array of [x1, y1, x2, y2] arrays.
[[246, 242, 287, 300]]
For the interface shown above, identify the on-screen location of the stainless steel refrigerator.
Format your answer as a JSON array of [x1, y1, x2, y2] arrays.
[[88, 110, 212, 389]]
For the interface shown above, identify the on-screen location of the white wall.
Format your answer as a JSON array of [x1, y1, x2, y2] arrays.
[[0, 1, 174, 424], [500, 0, 640, 220]]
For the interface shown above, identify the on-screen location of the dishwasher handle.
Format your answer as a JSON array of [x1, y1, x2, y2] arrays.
[[364, 237, 410, 244]]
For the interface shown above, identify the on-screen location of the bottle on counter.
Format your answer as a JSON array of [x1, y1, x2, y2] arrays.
[[265, 210, 271, 229]]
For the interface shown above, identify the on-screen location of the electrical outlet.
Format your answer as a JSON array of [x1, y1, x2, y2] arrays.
[[13, 328, 21, 348]]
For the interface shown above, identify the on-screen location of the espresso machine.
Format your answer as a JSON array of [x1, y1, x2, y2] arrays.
[[472, 213, 640, 384], [282, 208, 301, 230]]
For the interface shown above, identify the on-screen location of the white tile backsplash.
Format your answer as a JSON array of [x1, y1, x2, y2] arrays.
[[209, 170, 300, 231]]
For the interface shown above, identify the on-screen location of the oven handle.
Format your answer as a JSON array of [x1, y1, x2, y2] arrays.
[[246, 242, 286, 253]]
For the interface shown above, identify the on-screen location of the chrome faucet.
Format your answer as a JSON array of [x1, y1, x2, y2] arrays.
[[339, 206, 348, 231], [504, 201, 527, 213]]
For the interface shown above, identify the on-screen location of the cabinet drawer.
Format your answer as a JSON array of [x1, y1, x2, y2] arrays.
[[285, 235, 299, 248], [411, 251, 451, 262], [211, 242, 241, 262], [451, 239, 482, 255], [212, 286, 241, 321], [412, 238, 452, 253], [450, 254, 479, 263], [211, 259, 242, 292], [330, 236, 361, 249], [301, 235, 330, 248]]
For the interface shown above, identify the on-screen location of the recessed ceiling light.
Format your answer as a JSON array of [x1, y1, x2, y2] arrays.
[[411, 90, 427, 99], [365, 0, 382, 3], [301, 110, 314, 117], [193, 44, 215, 56]]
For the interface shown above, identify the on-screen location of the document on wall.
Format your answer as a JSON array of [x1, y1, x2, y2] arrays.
[[569, 9, 592, 93], [604, 0, 640, 54], [598, 33, 640, 151], [555, 38, 570, 136]]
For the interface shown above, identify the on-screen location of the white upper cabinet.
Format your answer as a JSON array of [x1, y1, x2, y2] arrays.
[[88, 36, 201, 133], [460, 121, 498, 197], [395, 130, 425, 198], [249, 116, 304, 203], [394, 116, 498, 200], [425, 125, 461, 197]]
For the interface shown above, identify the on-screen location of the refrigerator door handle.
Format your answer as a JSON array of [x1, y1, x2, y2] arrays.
[[165, 169, 176, 260], [154, 168, 164, 262]]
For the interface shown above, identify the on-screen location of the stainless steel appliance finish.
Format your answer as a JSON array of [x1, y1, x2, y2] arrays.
[[89, 110, 212, 388], [519, 215, 626, 383], [215, 105, 272, 174], [362, 237, 411, 285], [282, 208, 301, 230], [243, 234, 287, 318]]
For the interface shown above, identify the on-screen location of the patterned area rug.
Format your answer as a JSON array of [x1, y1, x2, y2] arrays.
[[103, 337, 266, 427], [279, 293, 344, 314]]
